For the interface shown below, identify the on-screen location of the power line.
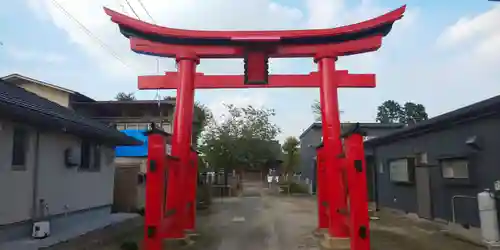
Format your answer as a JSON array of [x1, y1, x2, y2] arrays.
[[136, 0, 156, 24], [116, 0, 129, 15], [123, 0, 162, 106], [125, 0, 141, 20], [50, 0, 135, 71]]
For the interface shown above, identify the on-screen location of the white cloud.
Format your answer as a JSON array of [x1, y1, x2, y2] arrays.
[[437, 6, 500, 49], [437, 5, 500, 68], [431, 5, 500, 107], [5, 46, 67, 64], [27, 0, 417, 141], [28, 0, 306, 78]]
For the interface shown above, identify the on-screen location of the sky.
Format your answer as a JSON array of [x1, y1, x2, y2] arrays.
[[1, 0, 500, 142]]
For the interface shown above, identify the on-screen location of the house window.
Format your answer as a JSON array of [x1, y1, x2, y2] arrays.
[[162, 123, 172, 133], [80, 141, 101, 171], [441, 158, 469, 179], [389, 158, 411, 183], [12, 127, 28, 170], [415, 152, 428, 165], [137, 123, 149, 130]]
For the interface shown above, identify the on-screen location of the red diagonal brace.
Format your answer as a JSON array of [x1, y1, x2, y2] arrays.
[[138, 71, 375, 90]]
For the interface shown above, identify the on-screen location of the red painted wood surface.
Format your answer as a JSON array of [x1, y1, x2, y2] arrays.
[[163, 58, 198, 239], [138, 71, 376, 90], [104, 6, 405, 41], [144, 134, 166, 250], [131, 36, 383, 59], [185, 151, 198, 231], [316, 146, 329, 229], [345, 132, 370, 250], [317, 58, 350, 238]]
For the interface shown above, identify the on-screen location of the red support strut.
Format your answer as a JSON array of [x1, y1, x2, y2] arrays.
[[144, 130, 167, 250], [343, 125, 370, 250], [316, 146, 328, 230], [186, 150, 198, 231]]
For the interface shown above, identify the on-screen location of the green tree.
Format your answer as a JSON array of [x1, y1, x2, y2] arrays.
[[199, 104, 281, 172], [376, 100, 403, 123], [163, 96, 213, 147], [282, 136, 300, 174], [193, 102, 213, 145], [311, 100, 322, 121], [400, 102, 428, 124], [115, 92, 136, 101], [311, 99, 343, 121]]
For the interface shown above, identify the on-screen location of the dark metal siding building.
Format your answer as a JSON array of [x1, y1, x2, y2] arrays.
[[299, 122, 404, 196], [299, 122, 322, 181], [366, 95, 500, 227]]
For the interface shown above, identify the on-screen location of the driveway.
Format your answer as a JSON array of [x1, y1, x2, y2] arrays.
[[52, 181, 483, 250]]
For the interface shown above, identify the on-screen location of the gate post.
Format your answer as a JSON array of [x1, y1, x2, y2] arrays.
[[185, 149, 198, 232], [316, 145, 329, 230], [165, 54, 199, 239], [144, 124, 168, 250], [343, 123, 370, 250], [316, 55, 349, 238]]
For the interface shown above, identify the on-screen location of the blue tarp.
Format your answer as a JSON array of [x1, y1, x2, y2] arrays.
[[115, 129, 148, 157]]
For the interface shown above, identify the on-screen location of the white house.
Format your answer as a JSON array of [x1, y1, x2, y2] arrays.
[[0, 79, 140, 243]]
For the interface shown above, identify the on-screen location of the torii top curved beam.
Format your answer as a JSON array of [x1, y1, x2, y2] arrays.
[[104, 5, 406, 47]]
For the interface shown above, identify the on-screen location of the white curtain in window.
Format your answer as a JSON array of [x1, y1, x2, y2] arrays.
[[389, 159, 409, 182]]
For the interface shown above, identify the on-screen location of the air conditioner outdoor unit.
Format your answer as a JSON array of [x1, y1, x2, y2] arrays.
[[32, 221, 50, 239], [64, 148, 79, 167]]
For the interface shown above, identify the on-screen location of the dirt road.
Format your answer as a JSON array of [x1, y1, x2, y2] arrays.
[[64, 181, 483, 250], [190, 181, 319, 250], [190, 181, 482, 250]]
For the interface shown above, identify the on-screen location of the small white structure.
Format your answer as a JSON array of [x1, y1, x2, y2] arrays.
[[478, 189, 500, 246]]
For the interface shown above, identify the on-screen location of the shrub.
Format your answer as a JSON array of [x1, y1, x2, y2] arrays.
[[120, 241, 139, 250], [280, 181, 309, 194]]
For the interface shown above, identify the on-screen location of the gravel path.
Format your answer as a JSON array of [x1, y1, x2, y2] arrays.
[[54, 181, 483, 250]]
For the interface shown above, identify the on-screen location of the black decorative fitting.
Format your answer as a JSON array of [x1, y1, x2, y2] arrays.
[[167, 155, 180, 161], [358, 226, 367, 239], [165, 209, 176, 217], [337, 152, 346, 158], [337, 208, 348, 215], [243, 50, 269, 85], [147, 226, 156, 238], [149, 160, 157, 172], [354, 160, 363, 173], [340, 122, 367, 138]]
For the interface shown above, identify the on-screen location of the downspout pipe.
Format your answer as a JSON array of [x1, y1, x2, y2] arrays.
[[31, 131, 40, 221]]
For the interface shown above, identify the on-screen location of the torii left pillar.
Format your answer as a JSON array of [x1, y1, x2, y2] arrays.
[[316, 55, 350, 238], [163, 54, 199, 239]]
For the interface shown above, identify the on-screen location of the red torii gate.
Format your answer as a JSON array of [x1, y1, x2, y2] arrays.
[[105, 5, 405, 250]]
